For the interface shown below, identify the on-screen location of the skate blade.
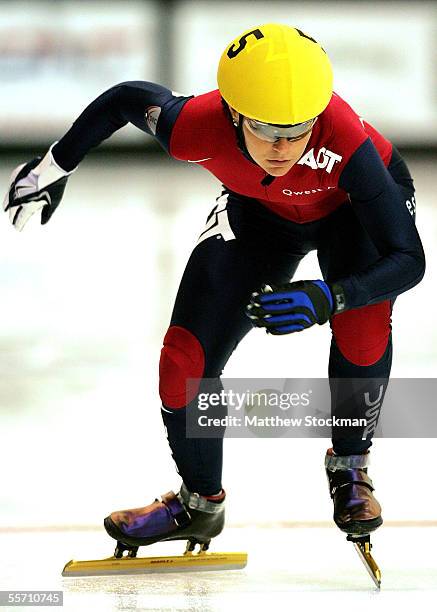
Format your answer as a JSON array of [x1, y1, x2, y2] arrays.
[[352, 541, 381, 589], [62, 551, 248, 577]]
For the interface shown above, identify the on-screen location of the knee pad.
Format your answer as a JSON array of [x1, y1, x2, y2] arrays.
[[331, 301, 392, 366], [159, 326, 205, 409]]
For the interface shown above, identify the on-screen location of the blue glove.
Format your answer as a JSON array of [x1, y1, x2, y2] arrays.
[[246, 280, 334, 335]]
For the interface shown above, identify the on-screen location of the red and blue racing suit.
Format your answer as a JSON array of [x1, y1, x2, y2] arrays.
[[52, 82, 425, 495]]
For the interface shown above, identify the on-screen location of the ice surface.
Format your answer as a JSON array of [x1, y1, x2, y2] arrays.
[[0, 526, 436, 611]]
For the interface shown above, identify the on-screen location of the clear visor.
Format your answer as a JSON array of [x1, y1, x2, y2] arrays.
[[244, 117, 317, 142]]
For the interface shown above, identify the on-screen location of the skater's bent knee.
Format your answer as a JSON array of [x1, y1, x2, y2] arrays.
[[331, 301, 392, 366], [159, 326, 205, 409]]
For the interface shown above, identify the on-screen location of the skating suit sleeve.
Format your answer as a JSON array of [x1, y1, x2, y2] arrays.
[[52, 81, 194, 171], [335, 120, 425, 309]]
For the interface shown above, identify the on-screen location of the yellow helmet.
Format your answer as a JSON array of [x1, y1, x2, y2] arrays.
[[217, 23, 333, 125]]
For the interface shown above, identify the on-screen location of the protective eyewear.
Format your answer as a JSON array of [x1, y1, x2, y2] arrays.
[[244, 117, 317, 143]]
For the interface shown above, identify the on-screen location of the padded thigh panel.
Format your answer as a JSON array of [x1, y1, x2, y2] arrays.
[[159, 326, 205, 409], [331, 301, 392, 366]]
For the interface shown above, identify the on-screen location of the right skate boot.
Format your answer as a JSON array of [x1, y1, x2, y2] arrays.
[[103, 483, 226, 557], [62, 484, 248, 577]]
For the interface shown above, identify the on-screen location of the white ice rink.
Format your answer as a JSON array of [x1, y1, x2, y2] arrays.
[[0, 155, 436, 609], [1, 526, 437, 610]]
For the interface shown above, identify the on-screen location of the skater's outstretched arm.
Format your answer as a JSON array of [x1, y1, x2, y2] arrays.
[[52, 81, 193, 171], [3, 82, 193, 230]]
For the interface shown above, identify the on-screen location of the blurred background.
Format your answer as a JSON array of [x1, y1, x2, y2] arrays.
[[0, 0, 436, 531]]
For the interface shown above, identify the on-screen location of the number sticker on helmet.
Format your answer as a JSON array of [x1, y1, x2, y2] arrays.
[[227, 29, 264, 59]]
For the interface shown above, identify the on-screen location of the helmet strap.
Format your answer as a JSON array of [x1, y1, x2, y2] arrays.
[[221, 98, 259, 166], [235, 117, 275, 185], [235, 114, 258, 166]]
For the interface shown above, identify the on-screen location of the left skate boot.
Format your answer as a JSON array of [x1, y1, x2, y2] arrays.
[[325, 448, 382, 588], [325, 448, 382, 534]]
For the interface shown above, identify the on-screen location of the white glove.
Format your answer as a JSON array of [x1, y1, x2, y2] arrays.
[[3, 143, 75, 231]]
